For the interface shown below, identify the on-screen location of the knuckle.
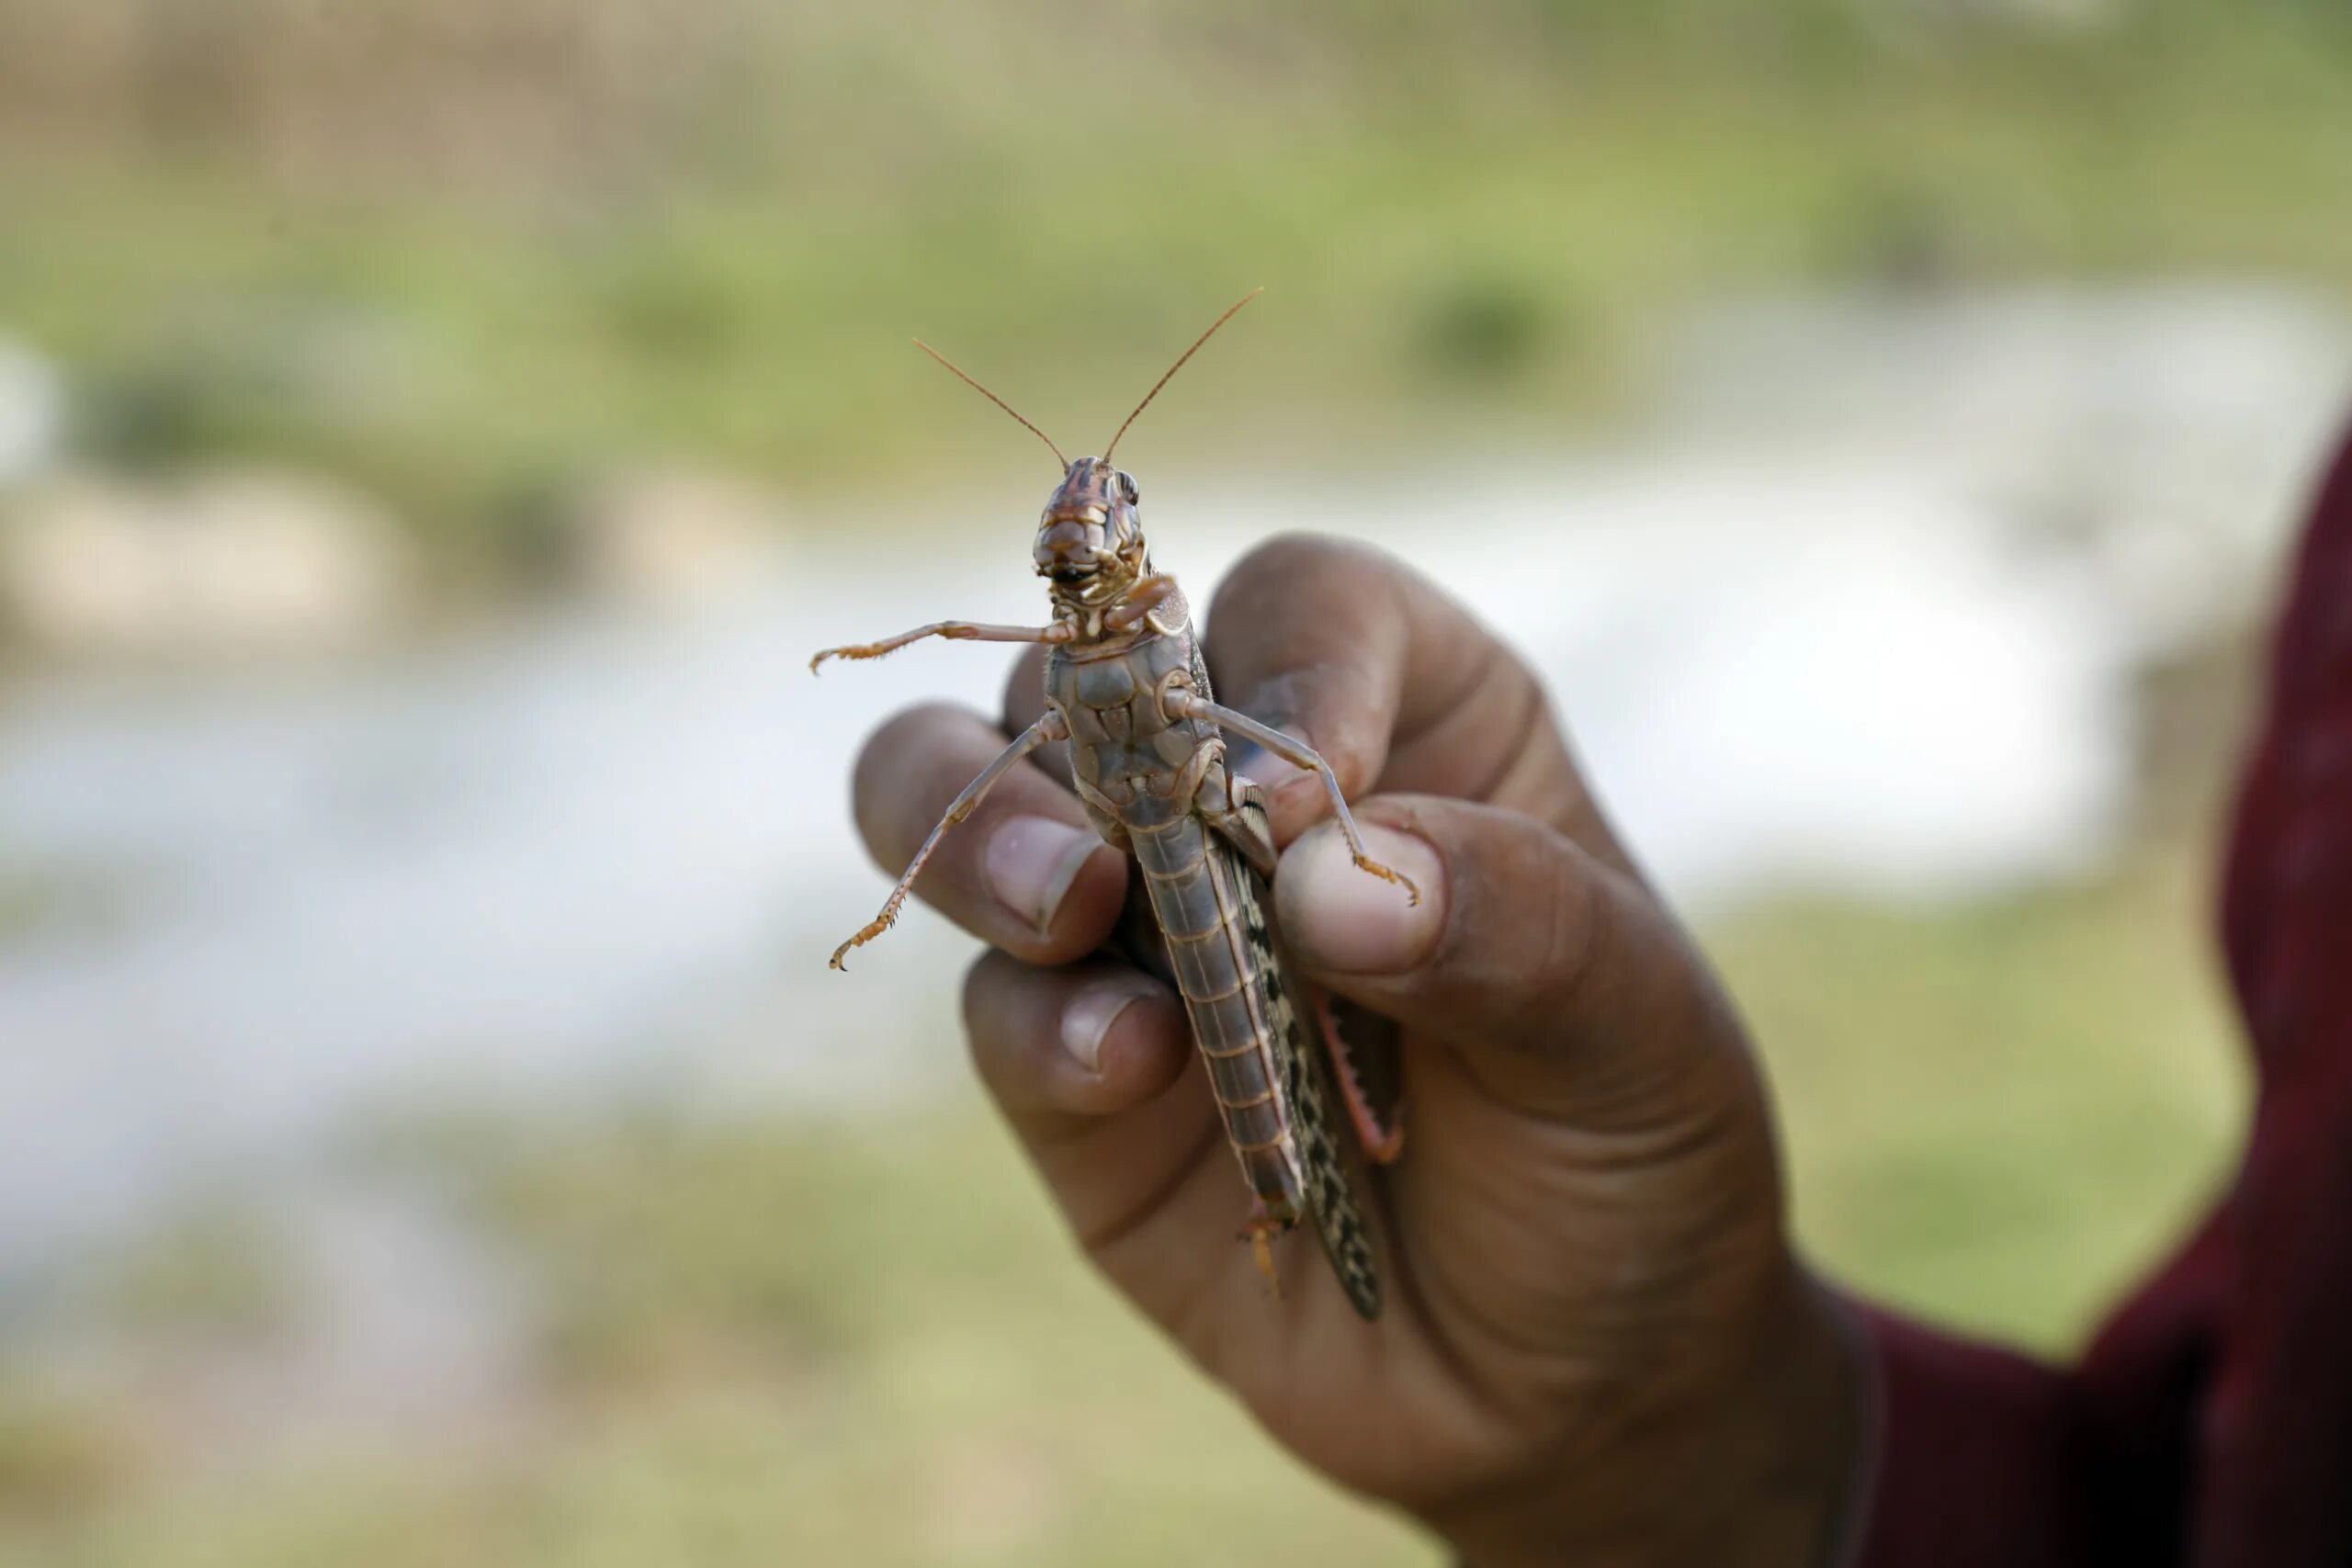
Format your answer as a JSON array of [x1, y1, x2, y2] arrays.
[[1208, 532, 1358, 626], [959, 952, 1023, 1080], [849, 703, 994, 862], [999, 645, 1051, 726], [853, 702, 967, 795], [1234, 528, 1344, 578], [1523, 834, 1609, 1044]]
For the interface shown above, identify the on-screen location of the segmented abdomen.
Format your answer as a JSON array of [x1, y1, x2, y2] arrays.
[[1129, 818, 1305, 1221]]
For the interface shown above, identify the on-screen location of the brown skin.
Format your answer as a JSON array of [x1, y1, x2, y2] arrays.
[[847, 536, 1863, 1567]]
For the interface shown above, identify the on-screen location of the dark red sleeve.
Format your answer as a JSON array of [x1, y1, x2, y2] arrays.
[[1846, 418, 2352, 1567]]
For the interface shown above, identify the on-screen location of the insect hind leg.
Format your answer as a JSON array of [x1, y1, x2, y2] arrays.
[[1309, 987, 1406, 1164]]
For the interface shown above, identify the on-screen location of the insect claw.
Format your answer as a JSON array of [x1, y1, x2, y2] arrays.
[[1351, 855, 1422, 908], [811, 640, 904, 671], [829, 913, 895, 971]]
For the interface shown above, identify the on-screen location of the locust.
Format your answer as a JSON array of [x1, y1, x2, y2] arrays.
[[811, 292, 1409, 1318]]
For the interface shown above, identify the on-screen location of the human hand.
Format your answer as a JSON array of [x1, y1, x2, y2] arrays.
[[847, 536, 1861, 1567]]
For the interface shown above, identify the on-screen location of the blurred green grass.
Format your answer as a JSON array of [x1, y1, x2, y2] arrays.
[[1733, 845, 2245, 1349], [3, 0, 2350, 564], [0, 842, 2245, 1567]]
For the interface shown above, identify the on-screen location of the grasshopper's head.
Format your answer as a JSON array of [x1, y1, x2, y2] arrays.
[[1035, 457, 1145, 609], [911, 288, 1260, 618]]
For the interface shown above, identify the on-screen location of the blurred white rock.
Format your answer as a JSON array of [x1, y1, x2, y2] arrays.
[[0, 468, 414, 660], [559, 465, 787, 612], [0, 339, 63, 487]]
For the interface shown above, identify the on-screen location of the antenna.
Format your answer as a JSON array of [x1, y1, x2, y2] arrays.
[[911, 338, 1068, 468], [1102, 288, 1262, 464]]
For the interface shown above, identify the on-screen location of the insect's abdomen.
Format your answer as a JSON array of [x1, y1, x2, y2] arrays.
[[1129, 818, 1305, 1219]]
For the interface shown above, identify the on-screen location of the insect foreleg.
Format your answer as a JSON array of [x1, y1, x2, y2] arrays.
[[1167, 693, 1421, 907], [810, 620, 1070, 673], [1103, 574, 1182, 632], [828, 710, 1072, 970]]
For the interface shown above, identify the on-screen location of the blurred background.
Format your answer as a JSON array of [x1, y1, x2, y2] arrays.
[[0, 1, 2346, 1562]]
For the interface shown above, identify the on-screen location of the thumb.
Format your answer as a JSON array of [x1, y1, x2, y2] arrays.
[[1273, 795, 1747, 1125]]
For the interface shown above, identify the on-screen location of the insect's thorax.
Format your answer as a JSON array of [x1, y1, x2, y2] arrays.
[[1046, 610, 1227, 837]]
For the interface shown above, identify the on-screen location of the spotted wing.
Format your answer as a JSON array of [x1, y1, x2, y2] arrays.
[[1218, 785, 1383, 1320]]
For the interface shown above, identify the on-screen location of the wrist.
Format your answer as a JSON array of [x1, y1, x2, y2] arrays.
[[1438, 1260, 1869, 1568]]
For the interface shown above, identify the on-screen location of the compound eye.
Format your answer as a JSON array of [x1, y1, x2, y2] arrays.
[[1116, 470, 1139, 505]]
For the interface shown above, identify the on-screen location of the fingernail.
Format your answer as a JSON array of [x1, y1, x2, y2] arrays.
[[986, 817, 1102, 933], [1278, 822, 1445, 975], [1230, 722, 1312, 794], [1061, 976, 1164, 1072]]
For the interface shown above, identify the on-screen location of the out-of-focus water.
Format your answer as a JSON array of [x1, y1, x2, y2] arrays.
[[1, 284, 2346, 1283]]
